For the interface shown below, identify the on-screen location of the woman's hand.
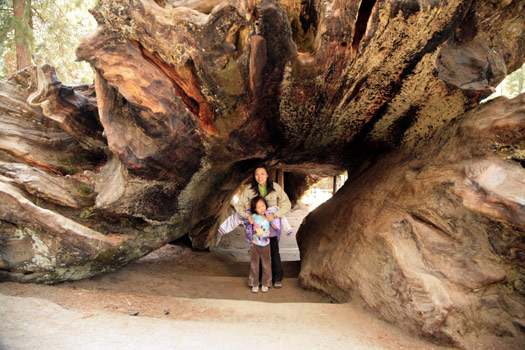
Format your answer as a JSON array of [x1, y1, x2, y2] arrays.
[[248, 215, 254, 224], [266, 213, 275, 222]]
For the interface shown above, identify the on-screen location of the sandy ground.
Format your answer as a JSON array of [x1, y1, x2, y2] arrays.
[[0, 205, 458, 350]]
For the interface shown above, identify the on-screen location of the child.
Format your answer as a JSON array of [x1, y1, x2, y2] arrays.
[[248, 196, 272, 293], [218, 207, 293, 245]]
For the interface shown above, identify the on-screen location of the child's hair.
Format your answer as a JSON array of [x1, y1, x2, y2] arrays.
[[250, 196, 267, 214]]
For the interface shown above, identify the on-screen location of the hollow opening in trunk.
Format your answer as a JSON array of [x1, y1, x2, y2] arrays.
[[138, 169, 347, 302]]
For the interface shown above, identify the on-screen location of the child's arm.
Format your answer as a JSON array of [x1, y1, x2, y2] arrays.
[[281, 216, 293, 236], [260, 215, 277, 230], [269, 216, 280, 231], [218, 212, 244, 235]]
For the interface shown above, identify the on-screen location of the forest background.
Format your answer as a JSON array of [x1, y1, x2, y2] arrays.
[[0, 0, 524, 98]]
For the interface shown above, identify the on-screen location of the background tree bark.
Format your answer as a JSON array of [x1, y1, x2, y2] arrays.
[[13, 0, 32, 70], [5, 52, 17, 77]]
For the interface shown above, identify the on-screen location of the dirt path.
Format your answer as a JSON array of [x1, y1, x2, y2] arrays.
[[0, 205, 457, 350]]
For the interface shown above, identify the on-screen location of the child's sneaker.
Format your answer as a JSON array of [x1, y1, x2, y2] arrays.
[[251, 286, 259, 293], [261, 286, 269, 292]]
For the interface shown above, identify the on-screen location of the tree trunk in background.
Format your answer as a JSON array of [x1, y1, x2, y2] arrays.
[[0, 0, 524, 348], [5, 52, 17, 77], [13, 0, 32, 70]]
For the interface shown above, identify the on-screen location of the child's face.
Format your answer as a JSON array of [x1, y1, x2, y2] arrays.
[[255, 199, 267, 215]]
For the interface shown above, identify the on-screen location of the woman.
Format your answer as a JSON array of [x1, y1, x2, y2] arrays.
[[234, 164, 291, 288]]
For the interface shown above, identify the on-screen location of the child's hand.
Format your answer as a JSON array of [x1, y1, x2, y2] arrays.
[[266, 213, 275, 222], [248, 215, 254, 224]]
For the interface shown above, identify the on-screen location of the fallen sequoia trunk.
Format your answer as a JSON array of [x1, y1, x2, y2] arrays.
[[297, 93, 525, 348], [0, 0, 524, 347]]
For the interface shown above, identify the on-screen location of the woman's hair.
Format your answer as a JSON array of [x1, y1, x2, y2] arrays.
[[250, 163, 275, 195], [250, 196, 267, 214]]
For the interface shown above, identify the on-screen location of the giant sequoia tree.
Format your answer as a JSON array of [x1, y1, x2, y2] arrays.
[[0, 0, 524, 348]]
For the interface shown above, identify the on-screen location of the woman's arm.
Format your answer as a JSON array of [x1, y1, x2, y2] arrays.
[[233, 186, 253, 220], [273, 183, 291, 218]]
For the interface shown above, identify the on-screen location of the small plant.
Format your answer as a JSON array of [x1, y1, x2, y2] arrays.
[[77, 183, 94, 197]]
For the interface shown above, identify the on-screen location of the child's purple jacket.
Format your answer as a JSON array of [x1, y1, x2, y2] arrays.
[[218, 206, 292, 246]]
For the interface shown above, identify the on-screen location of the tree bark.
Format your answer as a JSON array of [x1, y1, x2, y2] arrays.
[[298, 93, 525, 349], [5, 52, 17, 77], [0, 0, 524, 347], [13, 0, 32, 70]]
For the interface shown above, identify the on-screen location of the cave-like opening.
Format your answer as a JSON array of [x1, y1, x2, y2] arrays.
[[213, 166, 348, 263], [131, 166, 349, 303]]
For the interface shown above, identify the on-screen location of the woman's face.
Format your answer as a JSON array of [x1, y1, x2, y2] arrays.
[[254, 168, 268, 186], [255, 199, 267, 215]]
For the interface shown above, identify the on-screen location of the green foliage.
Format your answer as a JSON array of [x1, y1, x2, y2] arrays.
[[0, 0, 97, 84], [57, 152, 94, 175], [76, 183, 94, 197], [0, 1, 15, 55]]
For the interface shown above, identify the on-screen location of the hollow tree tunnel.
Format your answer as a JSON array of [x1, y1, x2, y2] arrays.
[[0, 0, 524, 348]]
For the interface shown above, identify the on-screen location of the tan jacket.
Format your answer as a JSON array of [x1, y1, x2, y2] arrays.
[[234, 182, 291, 219]]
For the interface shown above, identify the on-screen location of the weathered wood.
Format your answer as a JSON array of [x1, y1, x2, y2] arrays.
[[297, 94, 525, 348], [0, 0, 524, 347], [0, 66, 104, 175], [26, 65, 105, 153], [0, 161, 94, 208], [77, 31, 207, 183]]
